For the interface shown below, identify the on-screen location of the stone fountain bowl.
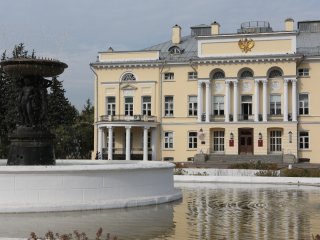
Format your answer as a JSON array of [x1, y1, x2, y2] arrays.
[[0, 58, 68, 77]]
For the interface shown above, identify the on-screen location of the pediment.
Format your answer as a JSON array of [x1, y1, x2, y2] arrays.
[[121, 84, 137, 91]]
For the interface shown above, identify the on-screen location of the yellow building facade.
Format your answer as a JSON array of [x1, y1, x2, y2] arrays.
[[90, 19, 320, 163]]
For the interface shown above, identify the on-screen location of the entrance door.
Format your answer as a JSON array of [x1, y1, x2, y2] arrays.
[[238, 128, 253, 154]]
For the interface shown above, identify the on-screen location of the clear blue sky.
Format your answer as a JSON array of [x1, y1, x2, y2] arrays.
[[0, 0, 319, 110]]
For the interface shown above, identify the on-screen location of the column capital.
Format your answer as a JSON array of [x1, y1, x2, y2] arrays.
[[205, 81, 211, 87], [107, 126, 113, 129], [255, 78, 267, 83], [125, 125, 132, 129], [225, 79, 232, 84], [144, 126, 150, 130]]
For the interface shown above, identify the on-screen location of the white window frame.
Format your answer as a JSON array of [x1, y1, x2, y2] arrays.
[[188, 131, 198, 149], [164, 72, 174, 80], [124, 97, 133, 116], [213, 130, 225, 152], [299, 131, 309, 149], [188, 96, 198, 116], [269, 130, 282, 152], [297, 68, 309, 77], [106, 96, 116, 116], [270, 95, 281, 115], [164, 132, 174, 149], [142, 96, 151, 116], [213, 96, 224, 116], [299, 93, 309, 115], [188, 72, 197, 80], [164, 96, 174, 117]]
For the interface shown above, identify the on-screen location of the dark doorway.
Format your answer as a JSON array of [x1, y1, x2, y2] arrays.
[[238, 128, 253, 154]]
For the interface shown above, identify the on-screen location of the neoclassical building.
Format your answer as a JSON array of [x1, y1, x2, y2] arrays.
[[90, 19, 320, 163]]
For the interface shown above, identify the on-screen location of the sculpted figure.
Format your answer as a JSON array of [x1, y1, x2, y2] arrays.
[[19, 77, 36, 126]]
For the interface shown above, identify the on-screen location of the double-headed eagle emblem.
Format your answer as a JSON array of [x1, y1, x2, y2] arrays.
[[238, 38, 255, 53]]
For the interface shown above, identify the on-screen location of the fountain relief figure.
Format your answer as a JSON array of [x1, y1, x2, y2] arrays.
[[0, 58, 68, 165]]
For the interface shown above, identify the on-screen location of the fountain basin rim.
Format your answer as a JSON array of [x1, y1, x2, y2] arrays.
[[0, 160, 174, 173]]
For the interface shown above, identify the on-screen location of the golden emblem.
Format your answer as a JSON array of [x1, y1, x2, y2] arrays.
[[238, 38, 255, 53]]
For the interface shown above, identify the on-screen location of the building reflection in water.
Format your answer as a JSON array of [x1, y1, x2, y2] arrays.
[[174, 183, 319, 240]]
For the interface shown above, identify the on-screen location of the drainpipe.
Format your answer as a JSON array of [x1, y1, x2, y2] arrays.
[[90, 64, 99, 152]]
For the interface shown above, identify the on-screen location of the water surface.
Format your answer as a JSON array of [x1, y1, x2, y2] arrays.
[[0, 183, 319, 239]]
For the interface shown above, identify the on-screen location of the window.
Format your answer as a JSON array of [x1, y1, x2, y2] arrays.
[[188, 96, 198, 116], [270, 95, 281, 115], [297, 68, 309, 77], [168, 46, 181, 54], [213, 131, 225, 152], [270, 130, 282, 152], [240, 70, 253, 78], [299, 94, 309, 115], [188, 72, 197, 80], [163, 157, 174, 161], [164, 96, 174, 116], [124, 97, 133, 116], [106, 97, 116, 116], [188, 132, 197, 149], [142, 96, 151, 116], [213, 96, 224, 115], [121, 73, 136, 81], [212, 71, 225, 80], [269, 69, 282, 78], [164, 72, 174, 80], [164, 132, 173, 149], [299, 132, 309, 149]]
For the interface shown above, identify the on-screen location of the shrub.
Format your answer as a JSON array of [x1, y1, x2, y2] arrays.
[[229, 161, 278, 170], [281, 168, 320, 177], [255, 170, 280, 177]]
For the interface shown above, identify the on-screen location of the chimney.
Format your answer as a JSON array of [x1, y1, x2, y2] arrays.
[[172, 24, 181, 44], [211, 21, 220, 35], [285, 18, 294, 31]]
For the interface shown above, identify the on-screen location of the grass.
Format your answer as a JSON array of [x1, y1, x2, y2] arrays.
[[281, 168, 320, 178]]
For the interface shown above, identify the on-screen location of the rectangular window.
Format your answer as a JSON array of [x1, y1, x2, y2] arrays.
[[188, 96, 198, 116], [188, 72, 197, 80], [163, 157, 174, 161], [164, 132, 173, 149], [142, 96, 151, 116], [297, 68, 309, 77], [164, 96, 174, 116], [164, 72, 174, 80], [188, 132, 198, 149], [213, 131, 225, 152], [214, 96, 224, 116], [299, 94, 309, 115], [299, 132, 309, 149], [106, 97, 116, 116], [270, 130, 282, 152], [270, 95, 281, 115], [124, 97, 133, 116]]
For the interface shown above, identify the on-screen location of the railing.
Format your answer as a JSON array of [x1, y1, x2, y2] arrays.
[[102, 148, 152, 160], [237, 114, 254, 121], [100, 115, 157, 122], [210, 115, 225, 122]]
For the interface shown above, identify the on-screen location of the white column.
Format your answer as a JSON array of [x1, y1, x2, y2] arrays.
[[197, 82, 203, 122], [143, 127, 149, 161], [233, 81, 238, 122], [107, 126, 113, 160], [97, 127, 103, 156], [225, 81, 230, 122], [125, 126, 131, 161], [292, 79, 297, 121], [205, 81, 211, 122], [151, 128, 157, 161], [283, 79, 288, 122], [262, 80, 268, 122], [254, 80, 260, 122]]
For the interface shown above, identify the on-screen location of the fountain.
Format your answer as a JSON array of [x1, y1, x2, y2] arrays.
[[0, 57, 181, 213], [0, 57, 67, 165]]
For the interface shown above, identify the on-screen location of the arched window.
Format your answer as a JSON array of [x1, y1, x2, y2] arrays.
[[121, 73, 136, 81], [240, 70, 253, 78], [168, 46, 181, 54], [212, 71, 225, 79], [269, 69, 283, 78]]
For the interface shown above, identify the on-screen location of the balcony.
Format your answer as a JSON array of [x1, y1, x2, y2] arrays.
[[100, 115, 157, 122], [102, 148, 152, 160], [237, 114, 254, 121]]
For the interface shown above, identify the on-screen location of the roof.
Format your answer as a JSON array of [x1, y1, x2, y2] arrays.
[[297, 32, 320, 56], [143, 35, 198, 62]]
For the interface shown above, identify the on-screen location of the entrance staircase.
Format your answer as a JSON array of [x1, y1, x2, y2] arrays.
[[195, 154, 283, 164]]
